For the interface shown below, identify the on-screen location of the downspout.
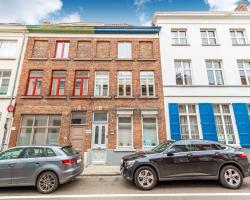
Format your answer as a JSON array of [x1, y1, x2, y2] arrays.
[[2, 29, 27, 150]]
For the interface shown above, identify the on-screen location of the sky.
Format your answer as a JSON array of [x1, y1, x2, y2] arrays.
[[0, 0, 249, 26]]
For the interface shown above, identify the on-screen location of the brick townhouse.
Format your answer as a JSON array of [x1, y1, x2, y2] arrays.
[[8, 23, 166, 165]]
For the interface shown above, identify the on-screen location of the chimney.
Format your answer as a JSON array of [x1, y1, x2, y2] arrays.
[[234, 2, 248, 11]]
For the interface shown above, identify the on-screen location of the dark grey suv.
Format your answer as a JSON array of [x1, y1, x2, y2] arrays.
[[121, 140, 250, 190], [0, 145, 83, 193]]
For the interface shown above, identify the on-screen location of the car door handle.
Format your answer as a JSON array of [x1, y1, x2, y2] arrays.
[[8, 164, 14, 168], [187, 153, 193, 157], [34, 162, 40, 166], [214, 152, 221, 156]]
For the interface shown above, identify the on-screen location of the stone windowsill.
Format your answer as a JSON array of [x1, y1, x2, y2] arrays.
[[115, 58, 134, 61], [232, 44, 250, 46], [0, 57, 16, 60], [171, 44, 191, 46], [137, 58, 157, 61], [44, 95, 67, 99], [114, 148, 136, 152], [114, 96, 136, 99], [70, 96, 91, 99], [137, 96, 159, 100], [28, 57, 48, 61], [202, 44, 221, 47], [73, 58, 93, 61], [91, 96, 112, 99], [20, 95, 43, 99], [93, 58, 113, 61], [50, 58, 71, 61]]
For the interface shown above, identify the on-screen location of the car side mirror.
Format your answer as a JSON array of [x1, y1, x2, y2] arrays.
[[166, 149, 176, 156]]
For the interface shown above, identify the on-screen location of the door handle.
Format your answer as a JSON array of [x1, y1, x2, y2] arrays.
[[34, 162, 40, 166], [214, 152, 221, 156], [187, 153, 193, 157], [8, 164, 14, 168]]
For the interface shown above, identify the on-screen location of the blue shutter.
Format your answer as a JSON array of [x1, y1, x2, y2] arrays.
[[199, 103, 218, 141], [233, 103, 250, 147], [169, 103, 181, 140]]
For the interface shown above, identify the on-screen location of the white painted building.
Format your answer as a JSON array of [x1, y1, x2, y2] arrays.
[[0, 24, 26, 150], [153, 11, 250, 147]]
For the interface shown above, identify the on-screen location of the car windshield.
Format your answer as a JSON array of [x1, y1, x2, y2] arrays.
[[152, 141, 174, 152], [62, 146, 78, 156]]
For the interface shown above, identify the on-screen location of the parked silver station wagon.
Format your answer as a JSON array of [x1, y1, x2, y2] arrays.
[[0, 145, 83, 193]]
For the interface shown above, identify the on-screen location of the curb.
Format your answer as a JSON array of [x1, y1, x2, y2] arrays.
[[80, 173, 121, 176]]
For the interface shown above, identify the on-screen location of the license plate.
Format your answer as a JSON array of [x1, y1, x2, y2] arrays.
[[77, 158, 82, 164]]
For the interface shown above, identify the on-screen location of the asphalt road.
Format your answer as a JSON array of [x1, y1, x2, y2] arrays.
[[0, 176, 250, 200]]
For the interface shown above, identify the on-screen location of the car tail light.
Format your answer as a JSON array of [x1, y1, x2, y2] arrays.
[[62, 158, 76, 165], [236, 152, 248, 159]]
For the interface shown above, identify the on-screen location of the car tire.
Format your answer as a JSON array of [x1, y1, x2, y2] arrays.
[[134, 166, 157, 190], [219, 165, 243, 189], [36, 171, 59, 194]]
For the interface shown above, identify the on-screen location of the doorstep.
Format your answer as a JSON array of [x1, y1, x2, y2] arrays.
[[81, 165, 121, 176]]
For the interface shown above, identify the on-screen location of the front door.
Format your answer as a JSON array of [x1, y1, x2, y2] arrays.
[[92, 123, 108, 164], [71, 126, 85, 156]]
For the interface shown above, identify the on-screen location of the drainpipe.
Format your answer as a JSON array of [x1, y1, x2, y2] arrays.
[[1, 30, 27, 150]]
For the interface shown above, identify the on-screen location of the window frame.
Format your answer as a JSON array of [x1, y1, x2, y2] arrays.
[[0, 70, 11, 95], [71, 111, 87, 125], [50, 70, 66, 96], [0, 40, 17, 58], [54, 41, 70, 59], [171, 29, 188, 45], [237, 60, 250, 85], [142, 116, 159, 148], [117, 42, 132, 59], [140, 71, 155, 97], [174, 60, 192, 85], [200, 29, 217, 45], [26, 70, 43, 96], [117, 71, 132, 97], [73, 70, 89, 96], [206, 60, 224, 85], [117, 115, 133, 148], [94, 71, 109, 97], [230, 30, 247, 45]]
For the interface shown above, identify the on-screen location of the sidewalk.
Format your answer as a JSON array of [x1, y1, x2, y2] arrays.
[[82, 165, 121, 176]]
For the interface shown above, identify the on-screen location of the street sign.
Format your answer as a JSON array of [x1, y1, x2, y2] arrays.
[[7, 105, 14, 112]]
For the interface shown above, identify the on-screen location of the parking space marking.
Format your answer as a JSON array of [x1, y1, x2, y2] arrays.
[[1, 193, 250, 199]]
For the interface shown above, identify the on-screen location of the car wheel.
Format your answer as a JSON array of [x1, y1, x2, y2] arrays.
[[220, 165, 243, 189], [36, 171, 59, 194], [134, 166, 157, 190]]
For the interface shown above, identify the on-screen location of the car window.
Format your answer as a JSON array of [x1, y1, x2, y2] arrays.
[[62, 146, 77, 156], [0, 148, 24, 160], [192, 144, 212, 151], [153, 141, 174, 153], [46, 148, 56, 157], [171, 144, 191, 153], [23, 148, 45, 158], [211, 143, 226, 150]]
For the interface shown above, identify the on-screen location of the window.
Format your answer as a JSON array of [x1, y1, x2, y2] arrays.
[[0, 148, 24, 160], [0, 70, 11, 95], [179, 104, 200, 139], [247, 104, 250, 119], [55, 41, 69, 58], [230, 30, 246, 45], [213, 104, 236, 145], [26, 71, 43, 96], [118, 71, 132, 97], [71, 111, 87, 125], [140, 71, 155, 97], [206, 60, 224, 85], [94, 72, 109, 97], [32, 40, 48, 58], [23, 148, 45, 158], [50, 71, 66, 96], [74, 71, 89, 96], [94, 112, 108, 122], [0, 40, 17, 58], [46, 148, 56, 157], [237, 60, 250, 85], [118, 42, 132, 59], [175, 60, 192, 85], [171, 144, 191, 153], [118, 117, 132, 147], [143, 117, 158, 147], [18, 115, 61, 145], [171, 30, 188, 45], [201, 30, 217, 45]]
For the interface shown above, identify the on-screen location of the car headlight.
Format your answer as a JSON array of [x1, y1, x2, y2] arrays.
[[125, 160, 136, 167]]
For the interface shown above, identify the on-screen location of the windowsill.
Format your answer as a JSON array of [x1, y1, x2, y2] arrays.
[[50, 58, 71, 61], [114, 147, 136, 152], [70, 96, 91, 99], [28, 57, 48, 61], [0, 57, 16, 60], [44, 95, 67, 99], [91, 96, 112, 99], [114, 96, 136, 99], [73, 58, 93, 61], [232, 44, 250, 46], [138, 96, 159, 99], [171, 44, 190, 46], [137, 58, 156, 61], [115, 58, 134, 61], [93, 58, 113, 61], [202, 44, 221, 46], [20, 95, 43, 99], [71, 124, 87, 126]]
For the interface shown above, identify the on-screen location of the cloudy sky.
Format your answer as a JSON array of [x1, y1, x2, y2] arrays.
[[0, 0, 248, 25]]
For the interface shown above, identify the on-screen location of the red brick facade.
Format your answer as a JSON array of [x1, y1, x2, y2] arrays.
[[9, 35, 166, 156]]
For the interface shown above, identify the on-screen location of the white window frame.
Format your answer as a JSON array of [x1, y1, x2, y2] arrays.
[[174, 60, 192, 85], [213, 104, 238, 145], [230, 30, 247, 45], [206, 60, 224, 85], [55, 41, 70, 59], [117, 71, 132, 97], [237, 60, 250, 85], [140, 71, 155, 97], [0, 70, 11, 95], [171, 29, 188, 45], [201, 29, 217, 45], [179, 104, 201, 140], [118, 42, 132, 59], [94, 72, 109, 97], [0, 40, 17, 58]]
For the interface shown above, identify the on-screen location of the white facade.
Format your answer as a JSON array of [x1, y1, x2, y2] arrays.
[[0, 24, 26, 150], [153, 11, 250, 147]]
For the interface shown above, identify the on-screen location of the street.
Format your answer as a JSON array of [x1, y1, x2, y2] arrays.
[[0, 176, 250, 200]]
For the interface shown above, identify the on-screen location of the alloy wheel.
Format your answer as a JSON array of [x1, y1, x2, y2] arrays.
[[224, 168, 241, 187], [137, 169, 155, 188], [38, 174, 56, 193]]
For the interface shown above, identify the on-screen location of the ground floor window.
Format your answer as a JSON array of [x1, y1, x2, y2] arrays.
[[143, 117, 158, 147], [18, 115, 61, 145], [179, 104, 200, 139], [71, 111, 87, 125], [213, 104, 236, 145], [117, 116, 132, 148]]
